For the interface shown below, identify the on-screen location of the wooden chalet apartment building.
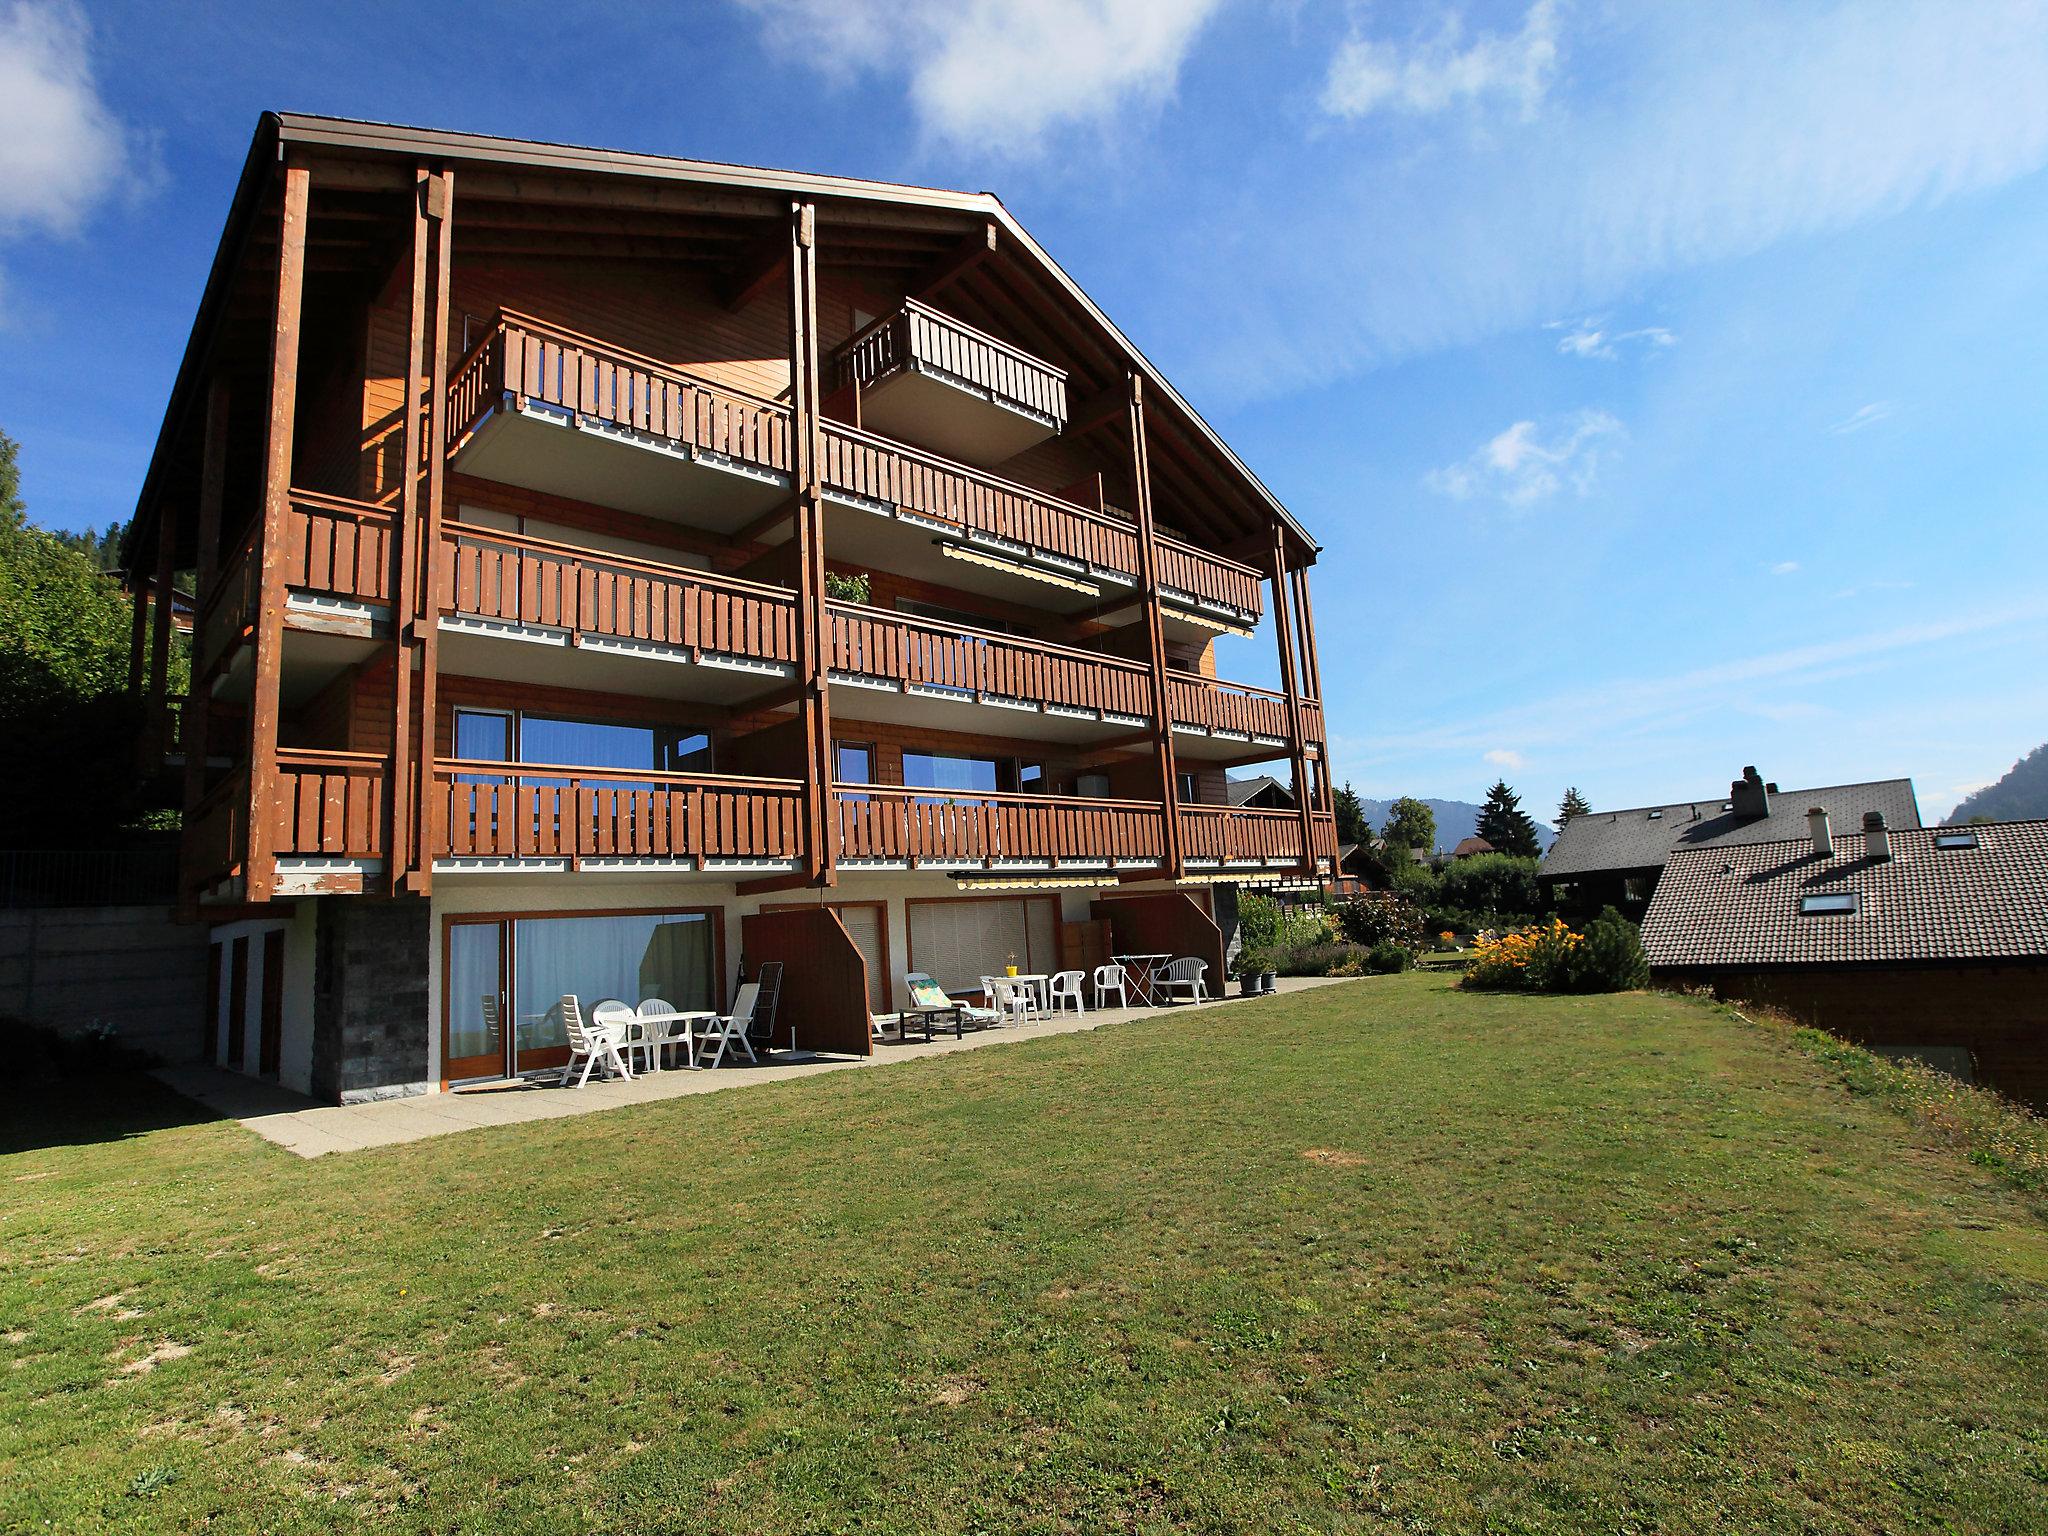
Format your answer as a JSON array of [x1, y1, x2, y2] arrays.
[[125, 115, 1337, 1102]]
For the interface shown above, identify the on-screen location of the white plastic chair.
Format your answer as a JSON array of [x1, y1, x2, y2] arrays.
[[1092, 963, 1129, 1010], [1155, 957, 1210, 1005], [591, 999, 645, 1073], [980, 975, 1032, 1026], [636, 997, 692, 1071], [1045, 969, 1086, 1016], [562, 996, 631, 1086], [700, 983, 761, 1069]]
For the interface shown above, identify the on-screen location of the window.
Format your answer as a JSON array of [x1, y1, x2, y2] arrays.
[[453, 708, 512, 783], [835, 741, 873, 785], [1647, 810, 1664, 820], [1934, 831, 1980, 849], [1623, 875, 1655, 904], [1075, 773, 1110, 799], [1800, 892, 1858, 915], [1019, 762, 1044, 793], [453, 708, 712, 788], [903, 752, 1001, 796], [1176, 772, 1199, 802], [897, 597, 1029, 638]]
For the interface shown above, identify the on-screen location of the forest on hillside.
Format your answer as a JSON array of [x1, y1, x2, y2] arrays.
[[1947, 744, 2048, 824]]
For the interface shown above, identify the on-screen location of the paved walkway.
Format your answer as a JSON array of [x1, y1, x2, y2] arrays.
[[153, 976, 1362, 1159]]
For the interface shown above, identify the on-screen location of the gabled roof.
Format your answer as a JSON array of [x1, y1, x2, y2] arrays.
[[1540, 779, 1920, 879], [1228, 774, 1293, 807], [1452, 836, 1495, 858], [126, 112, 1313, 569], [1642, 820, 2048, 969]]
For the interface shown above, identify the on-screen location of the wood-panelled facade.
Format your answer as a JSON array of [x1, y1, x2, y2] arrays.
[[127, 115, 1337, 1100]]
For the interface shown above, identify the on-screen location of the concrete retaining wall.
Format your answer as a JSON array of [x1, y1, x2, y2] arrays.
[[0, 905, 208, 1062]]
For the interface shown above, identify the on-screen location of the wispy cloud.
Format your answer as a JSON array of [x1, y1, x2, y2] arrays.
[[735, 0, 1225, 157], [1769, 560, 1801, 576], [1484, 748, 1526, 770], [0, 1, 146, 313], [1829, 401, 1896, 435], [1547, 318, 1678, 360], [1323, 0, 1559, 121], [1182, 4, 2048, 394], [1428, 409, 1622, 508]]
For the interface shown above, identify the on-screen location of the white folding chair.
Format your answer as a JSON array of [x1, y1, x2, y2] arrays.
[[1045, 969, 1086, 1016], [1155, 958, 1210, 1004], [1092, 963, 1129, 1009], [700, 983, 761, 1068], [636, 997, 691, 1071], [591, 999, 646, 1074], [562, 996, 631, 1086]]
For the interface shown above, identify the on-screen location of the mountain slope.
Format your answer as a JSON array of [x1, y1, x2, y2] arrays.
[[1358, 797, 1557, 855], [1948, 744, 2048, 824]]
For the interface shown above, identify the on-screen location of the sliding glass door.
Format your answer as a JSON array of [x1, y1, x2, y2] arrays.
[[442, 909, 723, 1082]]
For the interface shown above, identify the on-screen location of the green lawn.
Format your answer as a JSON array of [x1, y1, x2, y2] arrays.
[[5, 976, 2046, 1534]]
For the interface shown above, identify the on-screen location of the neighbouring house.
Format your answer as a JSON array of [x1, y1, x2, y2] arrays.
[[1642, 813, 2048, 1110], [1451, 835, 1495, 859], [1540, 766, 1920, 919], [1227, 774, 1296, 811], [122, 114, 1338, 1103]]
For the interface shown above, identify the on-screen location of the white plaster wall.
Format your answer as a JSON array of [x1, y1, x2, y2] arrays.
[[206, 916, 290, 1079]]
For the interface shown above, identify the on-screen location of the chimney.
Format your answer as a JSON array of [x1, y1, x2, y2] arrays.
[[1730, 766, 1771, 821], [1807, 807, 1833, 857], [1862, 810, 1891, 861]]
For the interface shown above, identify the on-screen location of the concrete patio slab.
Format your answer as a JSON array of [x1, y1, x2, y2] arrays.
[[153, 975, 1364, 1159]]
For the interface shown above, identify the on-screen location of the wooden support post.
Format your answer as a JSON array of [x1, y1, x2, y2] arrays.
[[1294, 565, 1333, 863], [126, 573, 148, 696], [389, 167, 430, 895], [1125, 374, 1184, 877], [195, 377, 230, 601], [1269, 526, 1316, 873], [148, 502, 178, 758], [245, 157, 310, 903], [408, 166, 454, 894], [788, 199, 836, 888]]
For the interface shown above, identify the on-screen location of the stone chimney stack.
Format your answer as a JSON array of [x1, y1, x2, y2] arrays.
[[1730, 766, 1772, 820], [1807, 807, 1832, 857], [1862, 810, 1891, 861]]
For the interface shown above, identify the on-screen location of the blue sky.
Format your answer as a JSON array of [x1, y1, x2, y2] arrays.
[[2, 0, 2045, 820]]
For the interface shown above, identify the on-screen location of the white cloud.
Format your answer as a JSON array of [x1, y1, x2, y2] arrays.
[[1548, 319, 1677, 360], [1323, 0, 1559, 120], [1829, 401, 1896, 435], [0, 3, 137, 240], [1180, 3, 2048, 395], [1484, 748, 1525, 770], [1427, 409, 1622, 508], [1769, 560, 1801, 576], [735, 0, 1226, 157]]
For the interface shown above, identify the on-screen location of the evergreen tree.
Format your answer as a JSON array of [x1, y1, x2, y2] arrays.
[[1380, 796, 1436, 852], [1555, 785, 1591, 830], [1476, 779, 1542, 857], [1332, 781, 1369, 848]]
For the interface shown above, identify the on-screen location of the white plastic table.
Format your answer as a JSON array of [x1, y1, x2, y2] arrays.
[[628, 1009, 718, 1071]]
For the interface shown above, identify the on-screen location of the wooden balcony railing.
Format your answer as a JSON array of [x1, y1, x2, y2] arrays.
[[433, 762, 804, 864], [834, 786, 1167, 868], [1178, 804, 1307, 865], [274, 749, 389, 861], [831, 299, 1068, 429], [282, 490, 394, 604], [1299, 698, 1325, 747], [1155, 536, 1264, 619], [442, 525, 797, 665], [827, 601, 1152, 719], [183, 765, 251, 890], [1166, 671, 1289, 741], [194, 539, 256, 679], [451, 310, 793, 478]]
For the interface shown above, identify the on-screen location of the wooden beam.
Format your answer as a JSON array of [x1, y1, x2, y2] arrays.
[[736, 868, 824, 899], [244, 158, 311, 903], [194, 377, 230, 597], [148, 502, 178, 753], [407, 166, 455, 896], [1064, 388, 1127, 439], [125, 569, 148, 696], [1126, 371, 1184, 879], [721, 230, 788, 312], [390, 167, 430, 896], [1269, 523, 1316, 875], [788, 199, 836, 889], [911, 222, 998, 302]]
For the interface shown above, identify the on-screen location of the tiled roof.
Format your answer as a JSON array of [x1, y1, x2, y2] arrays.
[[1452, 836, 1495, 857], [1641, 819, 2048, 969], [1540, 779, 1920, 879]]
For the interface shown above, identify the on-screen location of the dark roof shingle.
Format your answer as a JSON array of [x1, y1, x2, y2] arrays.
[[1641, 819, 2048, 969], [1541, 779, 1920, 879]]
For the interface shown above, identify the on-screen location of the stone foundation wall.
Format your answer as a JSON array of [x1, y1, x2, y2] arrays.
[[313, 897, 431, 1103]]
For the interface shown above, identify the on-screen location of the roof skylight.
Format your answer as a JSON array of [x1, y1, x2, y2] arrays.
[[1933, 831, 1980, 849], [1799, 892, 1858, 915]]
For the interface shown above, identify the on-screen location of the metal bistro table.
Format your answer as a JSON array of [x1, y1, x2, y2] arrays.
[[1113, 953, 1171, 1007]]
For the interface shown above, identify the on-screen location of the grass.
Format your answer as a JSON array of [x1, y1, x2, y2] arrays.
[[4, 974, 2046, 1534]]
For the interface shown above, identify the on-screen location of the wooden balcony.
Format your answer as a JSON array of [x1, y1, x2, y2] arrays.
[[833, 786, 1167, 872], [1166, 671, 1288, 753], [432, 762, 804, 872], [447, 311, 794, 534], [1178, 804, 1309, 868], [831, 298, 1067, 466], [828, 599, 1152, 739]]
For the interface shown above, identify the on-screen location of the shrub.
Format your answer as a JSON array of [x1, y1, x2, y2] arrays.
[[1460, 908, 1649, 994], [1334, 893, 1425, 951], [1567, 906, 1649, 991], [1236, 892, 1282, 956], [1364, 941, 1413, 975], [823, 570, 871, 604], [1230, 944, 1273, 980], [1437, 853, 1541, 919], [1275, 940, 1378, 976]]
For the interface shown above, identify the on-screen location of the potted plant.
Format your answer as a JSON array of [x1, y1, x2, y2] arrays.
[[1004, 952, 1019, 978], [1231, 947, 1270, 996], [1260, 955, 1279, 994]]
